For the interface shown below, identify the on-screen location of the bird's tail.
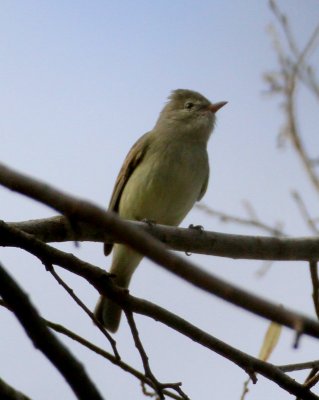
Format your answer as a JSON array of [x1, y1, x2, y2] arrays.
[[94, 244, 142, 332], [94, 295, 123, 333], [94, 269, 130, 332]]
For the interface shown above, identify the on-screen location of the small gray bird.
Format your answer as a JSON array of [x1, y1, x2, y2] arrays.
[[94, 89, 227, 332]]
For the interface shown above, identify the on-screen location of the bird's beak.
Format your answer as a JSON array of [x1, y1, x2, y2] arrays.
[[208, 101, 228, 113]]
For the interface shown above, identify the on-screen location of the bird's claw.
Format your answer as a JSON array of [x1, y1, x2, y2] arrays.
[[188, 224, 204, 232], [141, 218, 156, 227]]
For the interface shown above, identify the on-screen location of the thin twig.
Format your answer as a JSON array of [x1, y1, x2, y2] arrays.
[[0, 299, 183, 400], [297, 369, 319, 400], [270, 0, 319, 100], [305, 371, 319, 390], [125, 310, 165, 399], [267, 0, 319, 196], [125, 310, 190, 400], [240, 377, 251, 400], [279, 360, 319, 373], [292, 191, 319, 235], [0, 263, 104, 400], [196, 202, 286, 236], [47, 264, 120, 360], [309, 261, 319, 319]]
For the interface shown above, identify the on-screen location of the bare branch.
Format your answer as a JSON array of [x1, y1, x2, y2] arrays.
[[0, 299, 183, 400], [47, 265, 120, 360], [6, 216, 319, 261], [196, 202, 285, 236], [310, 261, 319, 319], [298, 368, 319, 400], [304, 371, 319, 391], [125, 310, 163, 398], [267, 0, 319, 196], [279, 360, 319, 373], [2, 163, 319, 398], [292, 191, 319, 235], [0, 377, 32, 400], [125, 310, 190, 400], [0, 263, 104, 400], [2, 170, 319, 343], [2, 224, 319, 400]]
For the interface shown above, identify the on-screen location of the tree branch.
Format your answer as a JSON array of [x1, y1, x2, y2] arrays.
[[1, 223, 319, 398], [0, 300, 183, 400], [0, 163, 319, 341], [309, 261, 319, 319], [47, 264, 120, 360], [196, 202, 286, 236], [6, 215, 319, 261], [267, 0, 319, 196], [0, 377, 32, 400], [0, 263, 104, 400], [2, 163, 319, 398]]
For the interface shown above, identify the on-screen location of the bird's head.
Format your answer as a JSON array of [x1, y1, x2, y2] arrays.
[[155, 89, 227, 142]]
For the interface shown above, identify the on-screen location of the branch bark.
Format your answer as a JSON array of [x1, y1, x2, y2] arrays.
[[2, 163, 319, 399], [7, 215, 319, 261], [0, 162, 319, 339], [2, 221, 319, 399], [0, 262, 104, 400], [0, 377, 32, 400]]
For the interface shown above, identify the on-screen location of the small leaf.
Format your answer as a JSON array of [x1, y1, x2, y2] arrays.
[[258, 321, 282, 362]]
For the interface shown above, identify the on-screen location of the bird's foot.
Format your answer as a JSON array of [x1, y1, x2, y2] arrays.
[[141, 218, 157, 227], [188, 224, 204, 232]]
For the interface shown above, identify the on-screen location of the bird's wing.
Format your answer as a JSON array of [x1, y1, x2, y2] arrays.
[[197, 167, 209, 201], [104, 132, 151, 255]]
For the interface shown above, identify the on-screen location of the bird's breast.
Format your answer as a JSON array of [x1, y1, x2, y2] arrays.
[[119, 140, 209, 226]]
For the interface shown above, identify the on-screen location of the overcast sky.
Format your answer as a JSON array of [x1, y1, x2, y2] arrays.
[[1, 1, 319, 399]]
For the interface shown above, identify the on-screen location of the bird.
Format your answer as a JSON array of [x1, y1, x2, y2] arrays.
[[94, 89, 227, 332]]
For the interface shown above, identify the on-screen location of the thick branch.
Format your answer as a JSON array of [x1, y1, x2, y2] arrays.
[[1, 163, 319, 336], [2, 163, 319, 398], [2, 223, 319, 398], [0, 377, 31, 400], [0, 263, 104, 400], [0, 300, 182, 400], [1, 223, 319, 399], [7, 215, 319, 261]]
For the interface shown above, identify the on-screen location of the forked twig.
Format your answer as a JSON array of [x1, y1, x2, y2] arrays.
[[46, 263, 120, 360], [125, 310, 190, 400]]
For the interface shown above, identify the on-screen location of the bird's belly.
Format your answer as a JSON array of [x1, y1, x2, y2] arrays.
[[119, 149, 207, 226]]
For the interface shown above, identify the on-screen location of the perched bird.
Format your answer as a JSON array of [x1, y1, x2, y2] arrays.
[[94, 89, 227, 332]]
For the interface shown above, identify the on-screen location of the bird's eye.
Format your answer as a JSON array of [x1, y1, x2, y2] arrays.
[[185, 101, 194, 109]]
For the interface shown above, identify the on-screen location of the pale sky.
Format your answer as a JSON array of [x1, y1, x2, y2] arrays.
[[1, 1, 319, 399]]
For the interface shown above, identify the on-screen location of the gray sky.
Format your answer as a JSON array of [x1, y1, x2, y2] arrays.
[[1, 1, 319, 399]]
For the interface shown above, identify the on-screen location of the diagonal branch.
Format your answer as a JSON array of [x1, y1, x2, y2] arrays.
[[292, 191, 319, 235], [1, 167, 319, 341], [1, 224, 319, 398], [0, 263, 104, 400], [309, 261, 319, 319], [2, 163, 319, 398], [0, 300, 183, 400], [47, 265, 120, 360], [124, 310, 190, 400], [0, 377, 32, 400]]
